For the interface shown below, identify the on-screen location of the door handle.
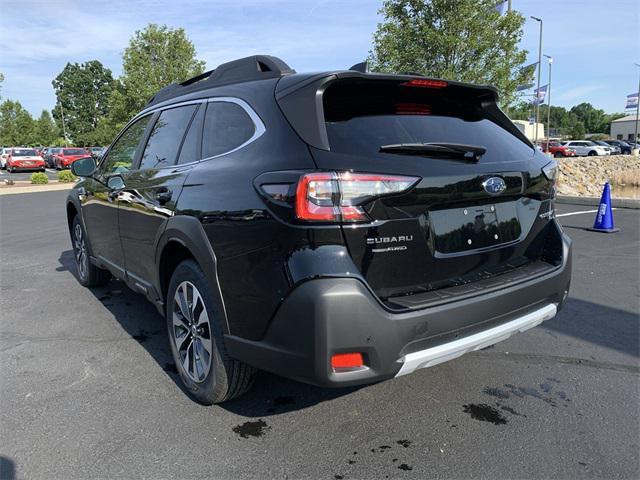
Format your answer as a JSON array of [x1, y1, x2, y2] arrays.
[[156, 189, 173, 204]]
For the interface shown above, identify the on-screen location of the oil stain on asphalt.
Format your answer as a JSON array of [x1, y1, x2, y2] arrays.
[[463, 403, 508, 425], [335, 440, 416, 478], [232, 419, 271, 438], [482, 378, 571, 408]]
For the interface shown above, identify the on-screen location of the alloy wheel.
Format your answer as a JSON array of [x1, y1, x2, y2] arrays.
[[73, 223, 88, 280], [171, 281, 213, 383]]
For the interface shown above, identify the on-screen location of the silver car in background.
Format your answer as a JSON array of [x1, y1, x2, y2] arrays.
[[562, 141, 610, 156], [592, 140, 620, 154]]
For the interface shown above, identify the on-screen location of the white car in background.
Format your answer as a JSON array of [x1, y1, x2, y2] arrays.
[[562, 141, 610, 156], [1, 148, 12, 169]]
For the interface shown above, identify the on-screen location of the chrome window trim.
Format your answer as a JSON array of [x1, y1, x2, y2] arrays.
[[119, 96, 264, 166], [200, 97, 266, 161]]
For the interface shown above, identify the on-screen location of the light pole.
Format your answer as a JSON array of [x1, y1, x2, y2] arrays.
[[531, 16, 543, 144], [544, 54, 553, 142], [634, 63, 640, 154]]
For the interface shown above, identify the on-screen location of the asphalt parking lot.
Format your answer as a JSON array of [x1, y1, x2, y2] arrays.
[[1, 190, 638, 480]]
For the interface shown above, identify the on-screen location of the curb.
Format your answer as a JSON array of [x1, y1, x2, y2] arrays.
[[0, 183, 74, 196], [556, 195, 640, 209]]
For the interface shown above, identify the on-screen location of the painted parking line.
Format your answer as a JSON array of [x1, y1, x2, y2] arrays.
[[556, 208, 616, 218]]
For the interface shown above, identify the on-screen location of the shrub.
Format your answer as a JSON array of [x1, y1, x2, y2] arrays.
[[58, 170, 77, 183], [30, 172, 49, 184]]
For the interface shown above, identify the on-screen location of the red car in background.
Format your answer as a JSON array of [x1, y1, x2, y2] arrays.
[[53, 148, 91, 169], [543, 141, 576, 158], [6, 148, 46, 172]]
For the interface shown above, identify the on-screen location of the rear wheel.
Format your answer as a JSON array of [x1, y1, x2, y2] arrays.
[[166, 259, 256, 404], [71, 216, 110, 287]]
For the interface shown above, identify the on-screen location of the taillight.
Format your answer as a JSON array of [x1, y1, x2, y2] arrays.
[[401, 78, 448, 88], [542, 160, 558, 182], [295, 172, 419, 223]]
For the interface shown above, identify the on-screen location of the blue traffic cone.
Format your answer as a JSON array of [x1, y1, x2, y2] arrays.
[[587, 182, 619, 233]]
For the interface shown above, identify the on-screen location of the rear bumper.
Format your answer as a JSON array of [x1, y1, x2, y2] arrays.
[[8, 163, 44, 171], [225, 231, 572, 387]]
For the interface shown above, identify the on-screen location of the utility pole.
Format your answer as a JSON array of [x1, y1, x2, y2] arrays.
[[544, 54, 553, 142], [634, 63, 640, 154], [59, 102, 69, 147], [531, 16, 543, 145], [508, 0, 512, 12]]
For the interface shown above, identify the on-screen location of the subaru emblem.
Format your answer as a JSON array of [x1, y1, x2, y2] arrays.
[[482, 177, 507, 195]]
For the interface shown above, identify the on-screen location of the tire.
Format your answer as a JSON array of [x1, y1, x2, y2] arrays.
[[71, 215, 110, 287], [553, 151, 563, 158], [166, 259, 256, 404], [588, 150, 597, 156]]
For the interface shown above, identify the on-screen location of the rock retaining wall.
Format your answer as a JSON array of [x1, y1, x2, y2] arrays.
[[557, 155, 640, 198]]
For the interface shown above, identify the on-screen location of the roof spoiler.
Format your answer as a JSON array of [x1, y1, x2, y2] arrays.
[[147, 55, 295, 107]]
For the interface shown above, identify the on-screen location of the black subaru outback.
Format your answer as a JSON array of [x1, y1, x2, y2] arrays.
[[66, 55, 571, 404]]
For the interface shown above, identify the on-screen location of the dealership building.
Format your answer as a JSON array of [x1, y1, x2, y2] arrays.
[[610, 114, 639, 141]]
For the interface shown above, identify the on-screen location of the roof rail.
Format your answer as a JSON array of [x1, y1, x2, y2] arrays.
[[147, 55, 295, 107]]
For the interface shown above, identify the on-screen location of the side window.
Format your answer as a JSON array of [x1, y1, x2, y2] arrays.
[[100, 115, 151, 174], [139, 105, 197, 170], [202, 101, 256, 158], [177, 105, 204, 165]]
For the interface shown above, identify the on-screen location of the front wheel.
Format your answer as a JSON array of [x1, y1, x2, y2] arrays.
[[166, 259, 256, 404], [71, 215, 110, 287], [588, 150, 597, 156], [553, 151, 563, 158]]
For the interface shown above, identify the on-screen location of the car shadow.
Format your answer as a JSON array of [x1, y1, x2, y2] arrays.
[[57, 250, 361, 415], [57, 249, 638, 417], [0, 456, 16, 480]]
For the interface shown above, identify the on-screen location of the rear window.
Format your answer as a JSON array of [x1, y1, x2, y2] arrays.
[[12, 149, 37, 156], [323, 80, 532, 163], [63, 148, 87, 155]]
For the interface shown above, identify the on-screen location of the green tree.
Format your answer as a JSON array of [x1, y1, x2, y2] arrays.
[[369, 0, 531, 106], [52, 60, 114, 145], [0, 100, 35, 145], [33, 110, 60, 145], [108, 24, 205, 130], [569, 121, 586, 140]]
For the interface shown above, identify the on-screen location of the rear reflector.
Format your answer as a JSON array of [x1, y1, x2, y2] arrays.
[[295, 171, 419, 223], [401, 78, 448, 89], [331, 353, 364, 370]]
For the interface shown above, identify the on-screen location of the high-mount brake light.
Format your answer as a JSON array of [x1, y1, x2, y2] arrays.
[[401, 78, 448, 89], [295, 172, 419, 223]]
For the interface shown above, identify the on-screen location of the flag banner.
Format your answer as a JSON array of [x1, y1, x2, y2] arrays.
[[494, 1, 508, 14], [516, 62, 538, 91], [531, 84, 548, 105], [516, 83, 534, 91], [626, 92, 639, 109]]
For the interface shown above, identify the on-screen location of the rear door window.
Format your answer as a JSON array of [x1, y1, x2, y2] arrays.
[[177, 105, 204, 165], [202, 101, 255, 158], [139, 105, 198, 170]]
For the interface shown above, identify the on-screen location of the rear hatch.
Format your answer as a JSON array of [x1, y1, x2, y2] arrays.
[[276, 73, 559, 308]]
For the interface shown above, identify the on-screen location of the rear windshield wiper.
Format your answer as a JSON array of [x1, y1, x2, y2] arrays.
[[379, 142, 487, 162]]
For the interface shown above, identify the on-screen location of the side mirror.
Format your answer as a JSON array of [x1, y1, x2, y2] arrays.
[[71, 156, 97, 177]]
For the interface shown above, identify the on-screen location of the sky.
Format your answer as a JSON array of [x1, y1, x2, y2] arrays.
[[0, 0, 638, 116]]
